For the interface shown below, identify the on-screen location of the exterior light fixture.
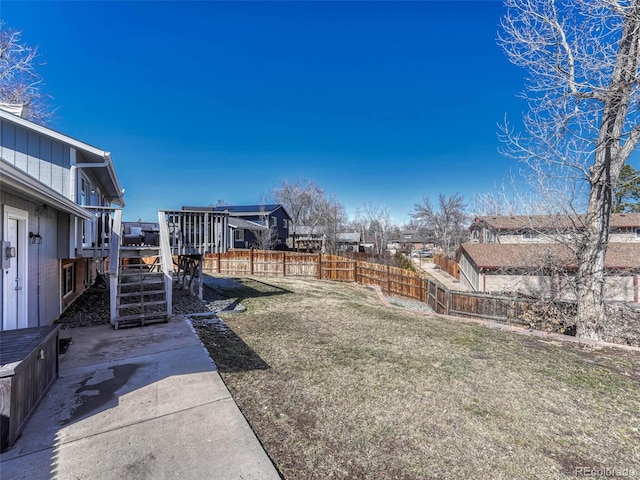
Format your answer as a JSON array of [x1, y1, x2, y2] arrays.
[[29, 232, 43, 245]]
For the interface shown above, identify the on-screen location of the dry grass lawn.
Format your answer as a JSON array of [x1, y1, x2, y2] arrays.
[[193, 276, 640, 480]]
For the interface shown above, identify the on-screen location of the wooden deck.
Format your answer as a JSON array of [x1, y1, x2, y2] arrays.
[[0, 325, 60, 452]]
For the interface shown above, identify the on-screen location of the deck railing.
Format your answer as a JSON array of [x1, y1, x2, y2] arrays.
[[157, 210, 174, 316], [81, 206, 120, 257], [159, 209, 230, 256], [108, 208, 123, 321]]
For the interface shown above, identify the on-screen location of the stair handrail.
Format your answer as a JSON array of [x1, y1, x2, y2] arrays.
[[109, 208, 123, 323], [158, 210, 174, 317]]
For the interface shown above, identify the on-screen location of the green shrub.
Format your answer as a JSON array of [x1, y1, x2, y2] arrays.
[[392, 252, 416, 272]]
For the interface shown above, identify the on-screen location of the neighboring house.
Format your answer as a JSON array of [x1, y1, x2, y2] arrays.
[[389, 230, 436, 254], [1, 107, 125, 330], [183, 204, 290, 250], [459, 214, 640, 302], [468, 213, 640, 244], [336, 232, 362, 252], [293, 226, 324, 252], [292, 228, 362, 253]]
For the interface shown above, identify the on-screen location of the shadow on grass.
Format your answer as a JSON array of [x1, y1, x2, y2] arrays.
[[204, 276, 293, 304], [193, 319, 270, 373], [193, 276, 294, 373]]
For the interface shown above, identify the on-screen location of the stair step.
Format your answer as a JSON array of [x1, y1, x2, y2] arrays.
[[118, 288, 165, 296], [117, 289, 166, 298], [119, 269, 163, 276], [116, 312, 167, 321], [113, 313, 168, 329], [119, 247, 161, 259], [118, 276, 164, 285], [118, 263, 160, 270], [118, 278, 165, 286], [117, 300, 168, 310]]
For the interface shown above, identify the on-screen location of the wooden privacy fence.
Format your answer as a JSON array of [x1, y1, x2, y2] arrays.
[[434, 254, 460, 280], [195, 249, 639, 345], [199, 250, 548, 327]]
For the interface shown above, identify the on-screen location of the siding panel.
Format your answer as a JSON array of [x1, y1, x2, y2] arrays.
[[14, 127, 28, 171], [39, 159, 52, 189], [27, 131, 40, 178], [1, 121, 16, 164], [29, 137, 51, 180]]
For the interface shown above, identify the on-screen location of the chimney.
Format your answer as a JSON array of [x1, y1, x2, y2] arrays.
[[0, 103, 26, 117]]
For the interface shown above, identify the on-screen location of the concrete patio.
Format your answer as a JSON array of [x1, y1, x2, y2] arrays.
[[0, 317, 281, 480]]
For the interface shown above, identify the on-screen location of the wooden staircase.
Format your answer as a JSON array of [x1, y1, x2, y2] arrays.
[[109, 210, 174, 329], [113, 247, 169, 329]]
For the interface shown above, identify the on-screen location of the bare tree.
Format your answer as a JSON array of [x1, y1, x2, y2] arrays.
[[252, 202, 280, 250], [353, 203, 394, 256], [499, 0, 640, 340], [412, 193, 468, 255], [0, 23, 53, 124], [317, 195, 347, 254], [272, 179, 348, 252], [252, 224, 279, 250], [273, 179, 322, 251]]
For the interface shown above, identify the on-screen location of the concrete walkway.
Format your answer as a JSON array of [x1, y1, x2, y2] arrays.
[[412, 259, 467, 291], [0, 317, 281, 480]]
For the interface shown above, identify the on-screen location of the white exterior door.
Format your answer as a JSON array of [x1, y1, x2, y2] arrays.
[[3, 206, 28, 330]]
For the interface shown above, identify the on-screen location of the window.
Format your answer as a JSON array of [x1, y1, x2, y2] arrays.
[[522, 231, 540, 241], [80, 178, 87, 206], [234, 229, 244, 242], [270, 217, 277, 227], [63, 263, 75, 298], [283, 218, 288, 229], [636, 228, 640, 240]]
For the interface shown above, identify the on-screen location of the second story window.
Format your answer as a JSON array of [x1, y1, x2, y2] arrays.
[[80, 178, 88, 206], [80, 176, 98, 206], [283, 218, 288, 229]]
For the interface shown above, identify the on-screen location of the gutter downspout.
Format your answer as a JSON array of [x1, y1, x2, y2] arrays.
[[70, 148, 125, 206]]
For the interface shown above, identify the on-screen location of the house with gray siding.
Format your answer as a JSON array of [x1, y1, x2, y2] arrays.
[[1, 107, 125, 330]]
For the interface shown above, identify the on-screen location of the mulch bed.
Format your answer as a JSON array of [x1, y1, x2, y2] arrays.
[[54, 284, 216, 329]]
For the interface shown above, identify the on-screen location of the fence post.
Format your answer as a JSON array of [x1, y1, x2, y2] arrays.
[[217, 252, 221, 274], [423, 278, 427, 303], [386, 265, 391, 294], [318, 253, 322, 279], [282, 252, 286, 277], [353, 260, 358, 283], [250, 248, 254, 275], [444, 288, 450, 315]]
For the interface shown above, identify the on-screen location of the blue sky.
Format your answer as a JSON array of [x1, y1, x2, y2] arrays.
[[1, 0, 598, 223]]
